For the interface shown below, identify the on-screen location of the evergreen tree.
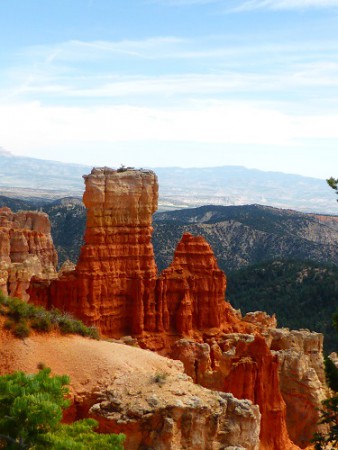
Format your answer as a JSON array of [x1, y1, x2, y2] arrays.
[[0, 368, 125, 449], [327, 177, 338, 201], [313, 311, 338, 449]]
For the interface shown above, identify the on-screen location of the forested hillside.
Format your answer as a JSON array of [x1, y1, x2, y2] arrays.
[[227, 260, 338, 353]]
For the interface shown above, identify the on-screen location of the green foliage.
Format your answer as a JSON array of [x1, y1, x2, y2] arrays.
[[0, 368, 125, 450], [312, 368, 338, 449], [227, 260, 338, 353], [0, 293, 99, 340], [12, 321, 30, 339], [327, 177, 338, 201], [0, 368, 69, 449], [44, 419, 125, 449], [325, 357, 338, 393], [312, 309, 338, 449]]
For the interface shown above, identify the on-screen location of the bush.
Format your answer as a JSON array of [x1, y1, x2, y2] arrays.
[[13, 320, 30, 338], [3, 319, 15, 330], [31, 312, 53, 332], [7, 297, 36, 321], [0, 295, 100, 340], [312, 311, 338, 449]]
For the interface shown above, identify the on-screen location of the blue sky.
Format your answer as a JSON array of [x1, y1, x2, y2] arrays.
[[0, 0, 338, 179]]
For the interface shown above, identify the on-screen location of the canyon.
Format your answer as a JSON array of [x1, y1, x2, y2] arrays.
[[0, 167, 330, 449]]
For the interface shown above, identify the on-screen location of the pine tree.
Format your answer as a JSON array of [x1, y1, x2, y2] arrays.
[[313, 311, 338, 449], [0, 368, 125, 449]]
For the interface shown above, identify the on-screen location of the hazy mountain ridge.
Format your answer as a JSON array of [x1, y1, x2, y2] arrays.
[[155, 166, 336, 214], [153, 204, 338, 272], [0, 151, 336, 213], [0, 151, 88, 196]]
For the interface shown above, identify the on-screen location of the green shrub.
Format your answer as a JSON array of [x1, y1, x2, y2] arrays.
[[152, 372, 167, 386], [7, 297, 36, 321], [13, 320, 30, 338], [0, 295, 100, 340], [3, 319, 15, 330], [31, 313, 53, 332]]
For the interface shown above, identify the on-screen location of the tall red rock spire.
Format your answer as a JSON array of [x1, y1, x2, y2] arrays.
[[156, 232, 227, 334], [43, 167, 159, 335]]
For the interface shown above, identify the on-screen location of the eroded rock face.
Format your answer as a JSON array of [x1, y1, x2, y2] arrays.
[[171, 334, 297, 450], [31, 168, 159, 335], [26, 167, 327, 449], [0, 207, 57, 300], [0, 329, 261, 450], [269, 328, 327, 448], [92, 374, 261, 450], [157, 232, 227, 334]]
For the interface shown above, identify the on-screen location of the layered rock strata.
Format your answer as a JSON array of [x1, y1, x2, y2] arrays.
[[26, 167, 327, 449], [0, 207, 57, 300], [269, 328, 327, 448], [171, 335, 296, 450], [31, 168, 159, 335], [157, 232, 229, 334], [0, 329, 261, 450]]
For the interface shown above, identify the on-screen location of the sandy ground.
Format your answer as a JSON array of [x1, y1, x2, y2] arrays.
[[0, 326, 185, 396]]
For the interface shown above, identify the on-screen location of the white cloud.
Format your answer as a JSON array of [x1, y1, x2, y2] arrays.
[[150, 0, 338, 9], [7, 61, 338, 104], [1, 101, 338, 153], [233, 0, 338, 11]]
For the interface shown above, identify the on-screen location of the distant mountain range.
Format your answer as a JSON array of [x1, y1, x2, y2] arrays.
[[1, 196, 337, 274], [1, 194, 337, 352], [0, 149, 336, 214], [153, 204, 338, 273]]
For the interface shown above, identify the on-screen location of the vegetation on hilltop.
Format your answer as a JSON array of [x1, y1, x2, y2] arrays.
[[327, 177, 338, 201], [0, 292, 99, 340], [227, 260, 338, 353]]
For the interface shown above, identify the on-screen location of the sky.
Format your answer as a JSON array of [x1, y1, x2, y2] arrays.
[[0, 0, 338, 179]]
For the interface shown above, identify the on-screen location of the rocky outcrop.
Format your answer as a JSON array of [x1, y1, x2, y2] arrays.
[[0, 327, 261, 450], [171, 334, 297, 450], [0, 207, 57, 300], [157, 232, 236, 335], [30, 168, 159, 335], [269, 328, 327, 448], [25, 167, 328, 449]]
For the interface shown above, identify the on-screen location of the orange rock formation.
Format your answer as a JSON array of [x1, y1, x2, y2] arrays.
[[156, 232, 228, 334], [0, 207, 57, 300], [25, 167, 327, 449], [0, 326, 261, 450], [31, 167, 159, 335]]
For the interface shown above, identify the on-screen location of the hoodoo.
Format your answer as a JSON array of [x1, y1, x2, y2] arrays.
[[0, 207, 57, 300], [31, 167, 159, 335], [22, 167, 327, 449]]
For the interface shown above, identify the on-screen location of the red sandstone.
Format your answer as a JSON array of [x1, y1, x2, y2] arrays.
[[16, 167, 326, 449]]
